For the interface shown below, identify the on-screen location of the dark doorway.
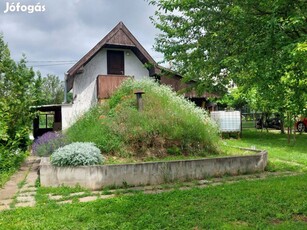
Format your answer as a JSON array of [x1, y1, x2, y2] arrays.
[[107, 50, 124, 75], [32, 105, 62, 139]]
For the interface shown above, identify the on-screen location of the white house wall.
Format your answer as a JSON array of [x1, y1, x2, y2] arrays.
[[124, 50, 149, 80], [61, 104, 74, 130], [63, 48, 150, 129]]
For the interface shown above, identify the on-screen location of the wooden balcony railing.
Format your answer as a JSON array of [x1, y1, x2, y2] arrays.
[[97, 75, 130, 99]]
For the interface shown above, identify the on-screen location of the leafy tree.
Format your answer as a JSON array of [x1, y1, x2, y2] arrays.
[[0, 34, 41, 149], [217, 87, 248, 110], [39, 74, 64, 105], [149, 0, 307, 130]]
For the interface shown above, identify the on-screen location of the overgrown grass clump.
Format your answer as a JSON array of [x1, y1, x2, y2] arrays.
[[66, 79, 220, 159]]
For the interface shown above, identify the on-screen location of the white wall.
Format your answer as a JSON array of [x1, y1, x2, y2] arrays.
[[63, 48, 150, 129], [61, 104, 74, 130], [124, 50, 149, 80]]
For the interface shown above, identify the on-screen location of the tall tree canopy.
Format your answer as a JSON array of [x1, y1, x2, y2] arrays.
[[39, 74, 64, 105], [150, 0, 307, 117], [0, 35, 41, 148]]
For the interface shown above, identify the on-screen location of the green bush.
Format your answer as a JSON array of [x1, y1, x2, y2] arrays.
[[66, 78, 220, 158], [50, 142, 104, 167], [0, 145, 28, 187]]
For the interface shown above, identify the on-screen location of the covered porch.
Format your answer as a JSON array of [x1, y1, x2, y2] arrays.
[[32, 105, 62, 139]]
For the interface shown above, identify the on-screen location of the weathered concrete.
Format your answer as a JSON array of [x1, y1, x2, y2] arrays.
[[40, 150, 268, 190]]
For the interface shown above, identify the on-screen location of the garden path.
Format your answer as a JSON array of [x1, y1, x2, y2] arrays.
[[0, 156, 40, 211]]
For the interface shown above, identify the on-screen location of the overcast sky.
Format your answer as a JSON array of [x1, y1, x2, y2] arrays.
[[0, 0, 163, 79]]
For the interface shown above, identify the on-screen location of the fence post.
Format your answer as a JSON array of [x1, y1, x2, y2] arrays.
[[134, 90, 145, 112]]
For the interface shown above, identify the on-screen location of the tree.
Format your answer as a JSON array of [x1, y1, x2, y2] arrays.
[[39, 74, 64, 105], [0, 34, 41, 149], [149, 0, 307, 131]]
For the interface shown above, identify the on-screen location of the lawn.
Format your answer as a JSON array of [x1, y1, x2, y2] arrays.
[[0, 174, 307, 229], [223, 129, 307, 172], [1, 129, 306, 229]]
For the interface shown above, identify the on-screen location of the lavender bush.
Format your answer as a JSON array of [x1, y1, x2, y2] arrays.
[[32, 132, 69, 157]]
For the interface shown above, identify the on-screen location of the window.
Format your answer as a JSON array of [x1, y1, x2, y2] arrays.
[[39, 112, 54, 129], [107, 50, 124, 75]]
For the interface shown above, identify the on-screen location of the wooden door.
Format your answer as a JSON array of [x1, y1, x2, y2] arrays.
[[107, 50, 124, 75]]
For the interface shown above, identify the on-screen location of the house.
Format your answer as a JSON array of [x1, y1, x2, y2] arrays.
[[33, 22, 212, 138]]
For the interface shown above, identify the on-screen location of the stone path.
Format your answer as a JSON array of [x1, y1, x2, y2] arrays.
[[0, 156, 40, 211], [41, 171, 303, 205], [0, 157, 303, 211]]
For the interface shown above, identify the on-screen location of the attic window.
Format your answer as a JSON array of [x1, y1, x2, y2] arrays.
[[107, 50, 124, 75]]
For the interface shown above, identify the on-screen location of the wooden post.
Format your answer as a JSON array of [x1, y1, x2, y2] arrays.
[[134, 90, 145, 112]]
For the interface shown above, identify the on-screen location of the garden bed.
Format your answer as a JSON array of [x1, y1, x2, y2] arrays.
[[40, 149, 267, 190]]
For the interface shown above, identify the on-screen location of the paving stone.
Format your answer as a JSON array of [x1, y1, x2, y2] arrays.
[[211, 182, 223, 186], [48, 195, 63, 200], [0, 199, 13, 206], [126, 187, 144, 191], [91, 191, 101, 195], [183, 182, 195, 187], [144, 189, 165, 194], [20, 187, 36, 193], [143, 186, 156, 190], [198, 180, 211, 184], [100, 194, 115, 199], [25, 172, 39, 184], [70, 192, 86, 196], [16, 196, 35, 203], [79, 196, 98, 203], [58, 200, 72, 204], [18, 192, 36, 196], [0, 199, 12, 211], [109, 189, 124, 193], [178, 187, 190, 191], [0, 205, 8, 211], [196, 184, 208, 189], [15, 201, 35, 208]]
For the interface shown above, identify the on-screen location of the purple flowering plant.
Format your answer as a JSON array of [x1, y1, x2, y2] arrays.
[[32, 132, 69, 157]]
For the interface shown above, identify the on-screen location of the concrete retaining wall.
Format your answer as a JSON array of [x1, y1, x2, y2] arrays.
[[40, 150, 267, 190]]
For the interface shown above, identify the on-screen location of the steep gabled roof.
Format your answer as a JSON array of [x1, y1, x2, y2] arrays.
[[66, 22, 158, 90]]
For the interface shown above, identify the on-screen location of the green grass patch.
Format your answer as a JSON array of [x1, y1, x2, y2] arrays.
[[35, 185, 92, 206], [224, 129, 307, 172], [0, 174, 306, 229], [104, 147, 256, 164]]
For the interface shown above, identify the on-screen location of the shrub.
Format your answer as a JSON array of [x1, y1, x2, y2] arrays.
[[0, 146, 27, 172], [0, 145, 27, 187], [50, 142, 104, 167], [32, 132, 69, 157]]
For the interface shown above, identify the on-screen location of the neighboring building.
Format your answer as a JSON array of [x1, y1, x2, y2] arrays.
[[33, 22, 211, 138]]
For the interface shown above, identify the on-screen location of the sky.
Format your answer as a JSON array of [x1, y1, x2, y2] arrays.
[[0, 0, 163, 79]]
